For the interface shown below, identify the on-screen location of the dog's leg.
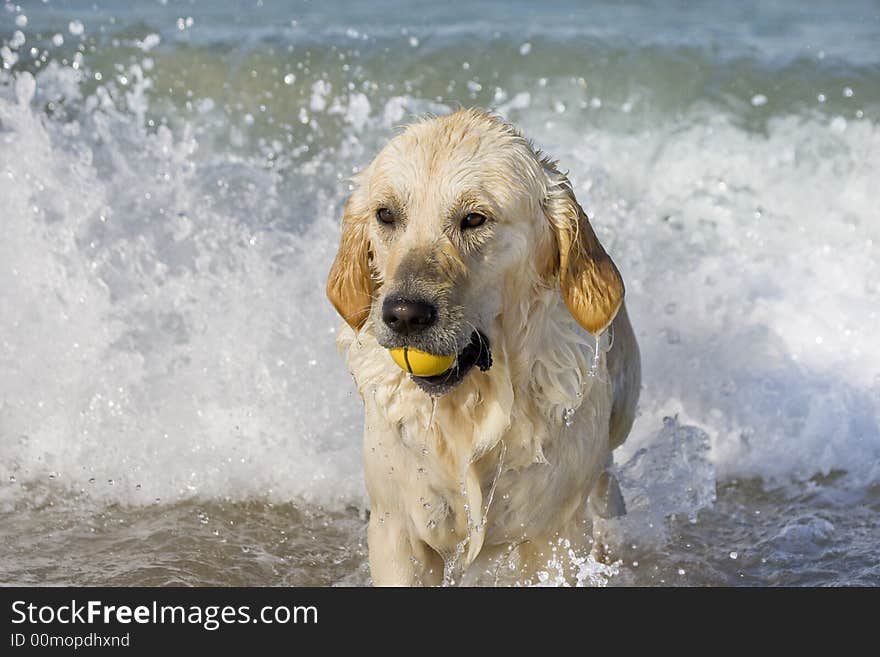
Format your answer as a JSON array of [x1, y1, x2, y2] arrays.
[[588, 469, 626, 519], [367, 514, 443, 586], [502, 505, 594, 586], [588, 458, 625, 565]]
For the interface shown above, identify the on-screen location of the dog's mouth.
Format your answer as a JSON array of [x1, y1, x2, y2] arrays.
[[410, 331, 492, 395]]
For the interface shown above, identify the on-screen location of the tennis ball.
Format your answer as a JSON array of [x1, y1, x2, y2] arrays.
[[389, 347, 456, 377]]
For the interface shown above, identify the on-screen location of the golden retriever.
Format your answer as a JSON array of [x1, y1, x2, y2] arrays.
[[327, 108, 640, 586]]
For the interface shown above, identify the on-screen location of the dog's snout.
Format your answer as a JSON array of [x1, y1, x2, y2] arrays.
[[382, 298, 437, 335]]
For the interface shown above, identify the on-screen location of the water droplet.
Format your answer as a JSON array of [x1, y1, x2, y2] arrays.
[[9, 30, 25, 50], [519, 42, 532, 56], [678, 568, 686, 576], [283, 73, 296, 85], [729, 551, 738, 560], [750, 94, 767, 107], [830, 116, 847, 133], [68, 20, 85, 36], [88, 477, 96, 484], [563, 408, 575, 427], [843, 86, 854, 98], [9, 475, 16, 483]]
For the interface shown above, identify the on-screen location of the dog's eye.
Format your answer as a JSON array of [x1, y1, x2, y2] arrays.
[[460, 213, 487, 230], [376, 208, 395, 225]]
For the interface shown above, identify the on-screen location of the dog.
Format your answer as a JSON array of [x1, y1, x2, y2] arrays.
[[326, 108, 640, 586]]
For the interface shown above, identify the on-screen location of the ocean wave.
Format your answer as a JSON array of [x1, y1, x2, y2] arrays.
[[1, 9, 879, 524]]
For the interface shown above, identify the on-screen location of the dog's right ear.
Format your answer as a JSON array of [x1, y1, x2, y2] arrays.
[[326, 197, 374, 331]]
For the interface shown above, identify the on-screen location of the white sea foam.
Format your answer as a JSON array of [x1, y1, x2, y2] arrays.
[[0, 67, 364, 510]]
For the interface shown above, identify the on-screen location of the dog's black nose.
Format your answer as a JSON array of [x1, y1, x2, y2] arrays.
[[382, 298, 437, 334]]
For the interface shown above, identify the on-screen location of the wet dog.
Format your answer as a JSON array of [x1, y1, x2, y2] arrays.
[[327, 109, 640, 585]]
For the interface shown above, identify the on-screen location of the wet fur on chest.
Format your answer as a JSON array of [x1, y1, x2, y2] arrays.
[[339, 295, 612, 566]]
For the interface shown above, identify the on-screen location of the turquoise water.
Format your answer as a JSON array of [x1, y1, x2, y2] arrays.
[[1, 0, 879, 585]]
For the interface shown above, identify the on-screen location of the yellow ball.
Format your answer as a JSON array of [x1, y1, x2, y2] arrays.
[[389, 347, 456, 377]]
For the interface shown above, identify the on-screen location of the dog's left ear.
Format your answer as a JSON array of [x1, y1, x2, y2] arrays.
[[543, 170, 624, 335], [326, 197, 375, 331]]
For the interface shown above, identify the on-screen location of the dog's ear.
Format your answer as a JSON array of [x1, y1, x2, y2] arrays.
[[543, 171, 624, 335], [326, 198, 374, 331]]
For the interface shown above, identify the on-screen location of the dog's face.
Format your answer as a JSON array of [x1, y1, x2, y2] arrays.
[[327, 109, 624, 394]]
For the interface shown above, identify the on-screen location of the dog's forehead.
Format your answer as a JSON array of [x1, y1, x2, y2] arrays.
[[367, 111, 539, 208]]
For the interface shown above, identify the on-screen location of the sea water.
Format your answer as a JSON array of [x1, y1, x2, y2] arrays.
[[1, 0, 878, 586]]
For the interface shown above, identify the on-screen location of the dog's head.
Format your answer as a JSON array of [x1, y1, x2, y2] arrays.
[[327, 109, 623, 394]]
